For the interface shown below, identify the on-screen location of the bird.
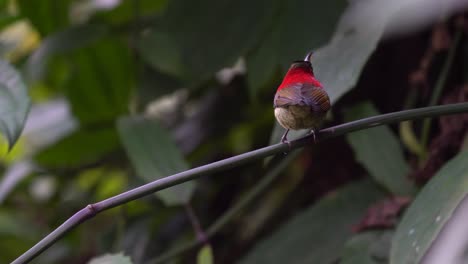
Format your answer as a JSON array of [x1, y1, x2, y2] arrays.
[[273, 52, 331, 144]]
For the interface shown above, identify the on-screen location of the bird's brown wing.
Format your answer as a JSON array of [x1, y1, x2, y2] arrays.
[[274, 83, 330, 114]]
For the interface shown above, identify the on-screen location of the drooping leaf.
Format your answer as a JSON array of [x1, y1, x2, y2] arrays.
[[66, 37, 133, 125], [25, 24, 108, 82], [117, 116, 194, 206], [240, 180, 385, 264], [390, 151, 468, 264], [341, 230, 393, 264], [136, 66, 182, 108], [35, 128, 120, 168], [136, 31, 185, 78], [344, 102, 415, 196], [0, 60, 30, 148], [17, 0, 71, 35], [88, 253, 133, 264], [160, 0, 279, 81]]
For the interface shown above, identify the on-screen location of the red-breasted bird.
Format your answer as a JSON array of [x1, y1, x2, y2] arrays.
[[274, 52, 331, 143]]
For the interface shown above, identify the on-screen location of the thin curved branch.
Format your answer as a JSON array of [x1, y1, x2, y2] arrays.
[[12, 102, 468, 264]]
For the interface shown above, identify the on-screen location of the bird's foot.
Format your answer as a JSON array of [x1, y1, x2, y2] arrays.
[[280, 130, 292, 153], [309, 129, 318, 143]]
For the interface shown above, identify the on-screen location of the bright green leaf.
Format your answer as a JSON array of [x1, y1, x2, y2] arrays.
[[344, 102, 415, 196], [117, 116, 194, 206], [197, 244, 214, 264], [25, 24, 108, 82], [390, 151, 468, 264], [0, 60, 30, 149], [240, 180, 385, 263], [88, 252, 133, 264], [35, 128, 120, 168]]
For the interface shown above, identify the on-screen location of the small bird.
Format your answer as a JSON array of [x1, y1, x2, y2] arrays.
[[274, 52, 331, 144]]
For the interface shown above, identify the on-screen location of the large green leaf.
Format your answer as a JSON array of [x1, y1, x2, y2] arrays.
[[25, 24, 108, 82], [88, 253, 133, 264], [117, 116, 194, 206], [66, 38, 133, 125], [35, 128, 120, 168], [136, 31, 185, 78], [247, 0, 347, 96], [390, 151, 468, 264], [0, 60, 30, 148], [159, 0, 278, 81], [345, 102, 415, 196], [240, 180, 385, 264], [341, 231, 393, 264], [17, 0, 71, 35]]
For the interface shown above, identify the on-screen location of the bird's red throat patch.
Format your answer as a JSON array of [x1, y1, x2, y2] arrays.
[[277, 65, 323, 91]]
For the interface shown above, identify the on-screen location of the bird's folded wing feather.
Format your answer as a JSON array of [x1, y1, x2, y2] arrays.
[[274, 84, 330, 114]]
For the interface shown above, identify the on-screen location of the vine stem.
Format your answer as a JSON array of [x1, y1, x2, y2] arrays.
[[420, 28, 462, 151], [12, 103, 468, 264]]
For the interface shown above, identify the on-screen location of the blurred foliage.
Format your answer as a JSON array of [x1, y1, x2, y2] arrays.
[[0, 0, 467, 263]]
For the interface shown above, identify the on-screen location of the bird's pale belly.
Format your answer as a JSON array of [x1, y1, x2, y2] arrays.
[[274, 106, 323, 130]]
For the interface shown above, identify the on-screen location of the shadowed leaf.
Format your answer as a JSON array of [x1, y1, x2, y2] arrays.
[[117, 116, 194, 206], [25, 24, 108, 82], [345, 102, 415, 195], [240, 180, 385, 264]]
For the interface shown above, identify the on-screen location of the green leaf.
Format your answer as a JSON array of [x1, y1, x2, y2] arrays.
[[197, 244, 214, 264], [88, 253, 133, 264], [341, 231, 393, 264], [390, 151, 468, 264], [0, 60, 31, 149], [136, 31, 185, 78], [25, 24, 108, 82], [66, 37, 133, 125], [311, 2, 387, 104], [161, 0, 278, 81], [247, 0, 347, 96], [344, 102, 415, 196], [117, 116, 194, 206], [17, 0, 71, 35], [101, 0, 168, 24], [240, 180, 385, 264], [35, 128, 120, 168]]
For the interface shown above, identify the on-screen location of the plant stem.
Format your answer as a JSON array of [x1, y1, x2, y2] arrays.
[[420, 29, 462, 151], [185, 203, 208, 244], [12, 103, 468, 264], [149, 150, 302, 264]]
